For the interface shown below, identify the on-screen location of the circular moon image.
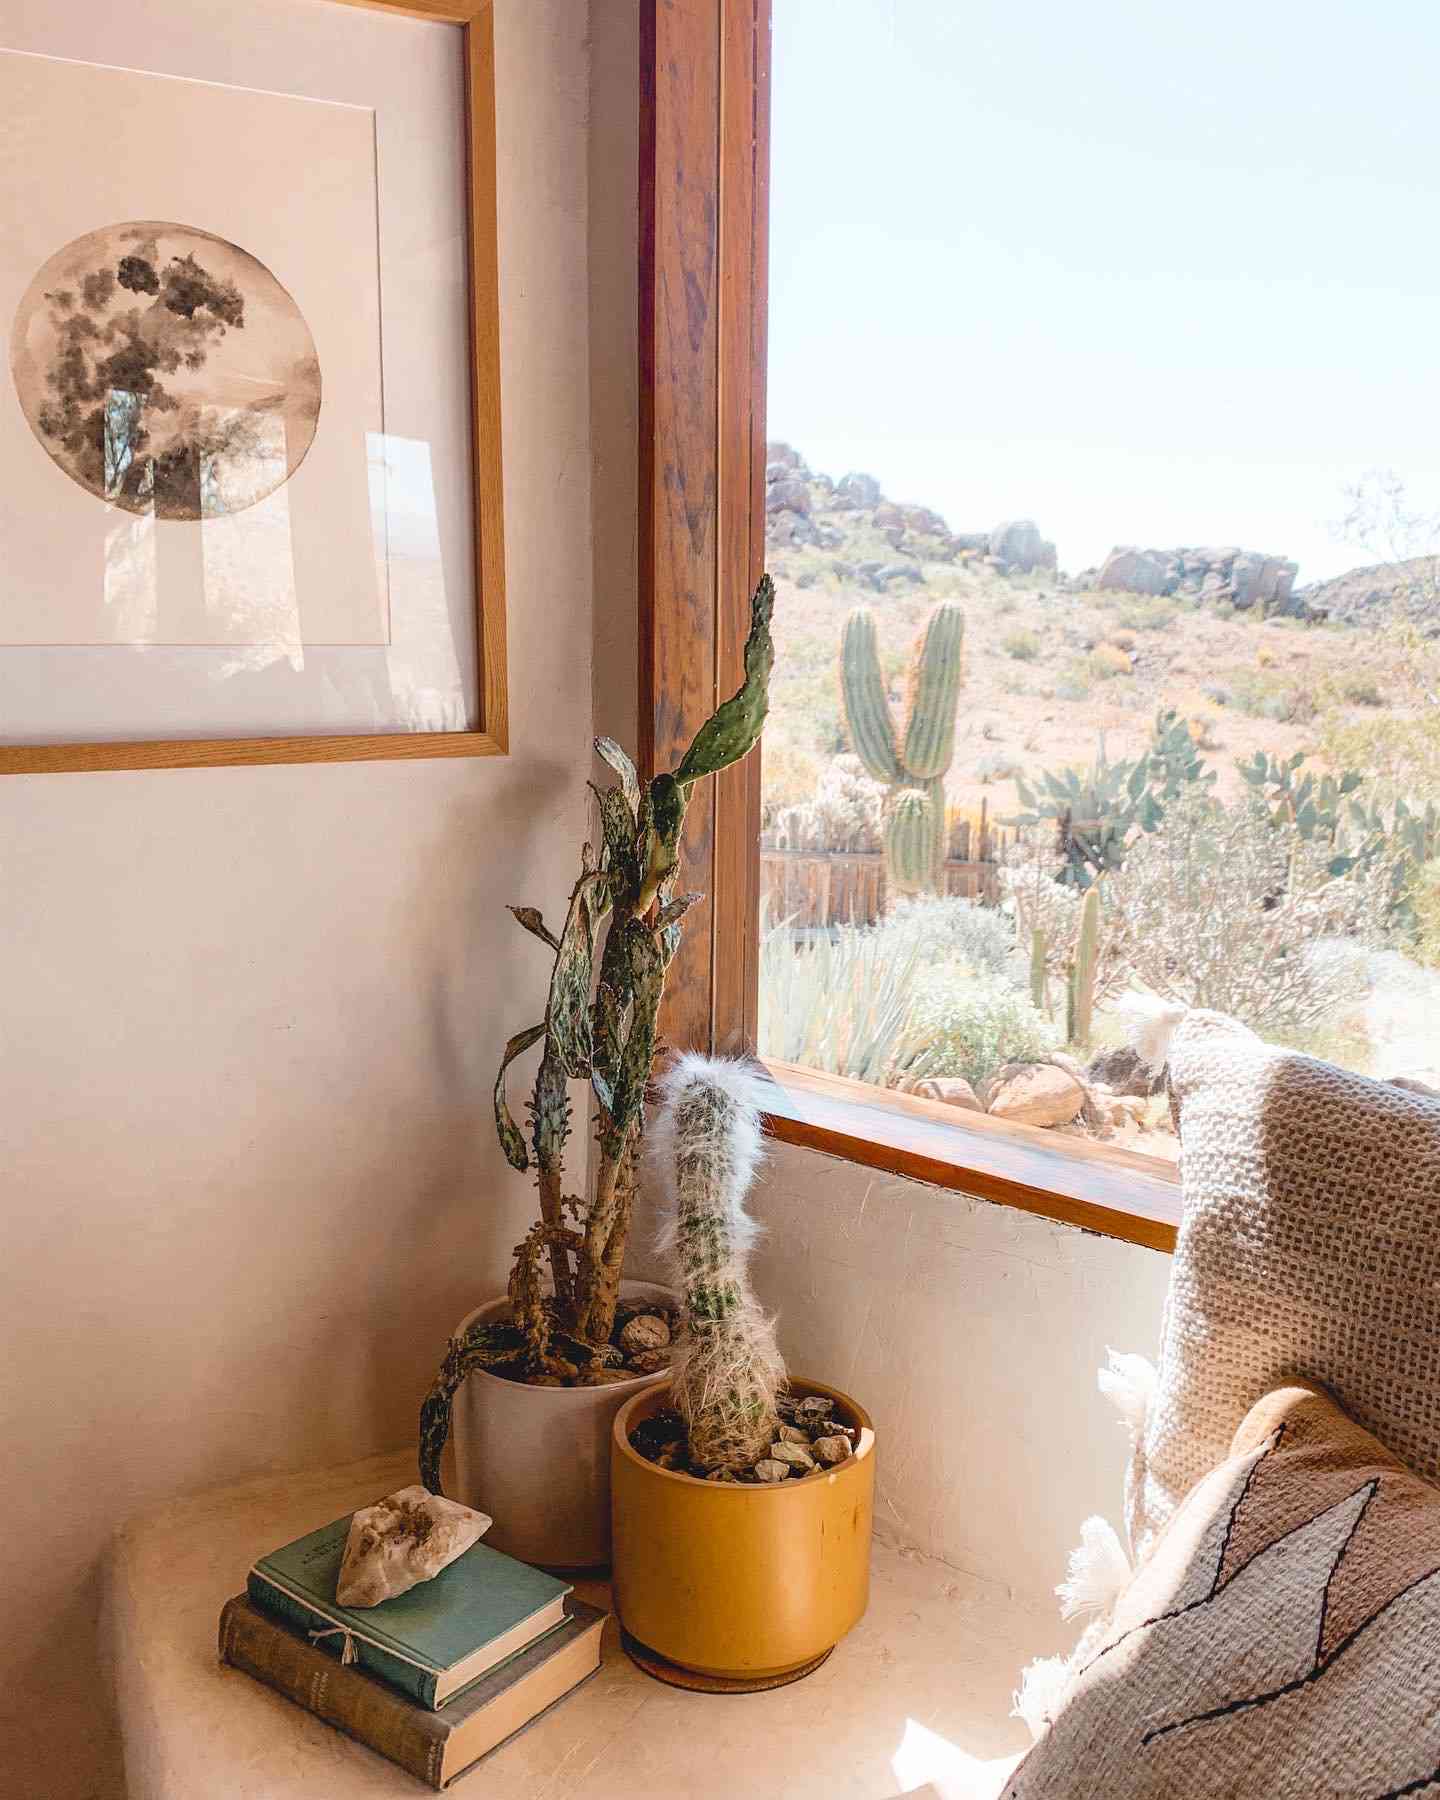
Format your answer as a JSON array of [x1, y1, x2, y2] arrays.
[[10, 221, 321, 520]]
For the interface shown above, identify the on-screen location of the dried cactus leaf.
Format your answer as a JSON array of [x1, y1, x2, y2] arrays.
[[603, 922, 664, 1149], [494, 1022, 546, 1171], [673, 575, 775, 787], [418, 1320, 522, 1494], [637, 773, 686, 909], [530, 1036, 571, 1174], [590, 782, 639, 888], [548, 870, 608, 1078], [507, 905, 559, 952], [594, 736, 641, 810]]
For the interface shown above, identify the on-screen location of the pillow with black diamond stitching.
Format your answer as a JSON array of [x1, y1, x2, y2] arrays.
[[1005, 1384, 1440, 1800]]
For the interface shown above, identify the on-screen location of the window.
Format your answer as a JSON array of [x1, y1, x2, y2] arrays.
[[750, 0, 1440, 1226]]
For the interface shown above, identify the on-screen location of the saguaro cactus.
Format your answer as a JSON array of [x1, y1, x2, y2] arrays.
[[1066, 885, 1101, 1047], [652, 1055, 786, 1472], [840, 601, 964, 897]]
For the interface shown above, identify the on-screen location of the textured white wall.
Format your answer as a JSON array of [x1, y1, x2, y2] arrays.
[[752, 1144, 1172, 1600], [2, 6, 601, 1796]]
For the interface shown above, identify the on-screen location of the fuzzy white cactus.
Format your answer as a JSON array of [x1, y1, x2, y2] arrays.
[[650, 1054, 786, 1471]]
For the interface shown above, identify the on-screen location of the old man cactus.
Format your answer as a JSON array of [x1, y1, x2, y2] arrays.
[[652, 1054, 785, 1472], [840, 600, 964, 896], [419, 575, 775, 1493]]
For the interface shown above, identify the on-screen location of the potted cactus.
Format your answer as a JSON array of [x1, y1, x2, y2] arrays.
[[418, 577, 775, 1569], [610, 1055, 875, 1686]]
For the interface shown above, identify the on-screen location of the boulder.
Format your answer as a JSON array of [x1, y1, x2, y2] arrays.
[[765, 440, 803, 472], [768, 508, 815, 546], [873, 501, 905, 528], [765, 475, 810, 516], [1097, 546, 1172, 596], [836, 470, 883, 507], [1296, 556, 1440, 633], [911, 1075, 983, 1112], [1086, 1044, 1165, 1097], [989, 519, 1056, 573], [985, 1062, 1086, 1128]]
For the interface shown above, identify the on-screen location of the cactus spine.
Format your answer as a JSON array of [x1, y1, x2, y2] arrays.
[[840, 601, 964, 897], [653, 1055, 786, 1472], [1066, 886, 1101, 1047]]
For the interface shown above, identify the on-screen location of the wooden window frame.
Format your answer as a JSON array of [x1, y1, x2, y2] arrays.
[[637, 0, 1179, 1253]]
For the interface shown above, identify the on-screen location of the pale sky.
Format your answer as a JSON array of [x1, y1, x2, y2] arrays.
[[768, 0, 1440, 583]]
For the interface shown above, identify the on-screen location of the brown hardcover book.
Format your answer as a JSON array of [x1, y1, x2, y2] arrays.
[[218, 1593, 606, 1790]]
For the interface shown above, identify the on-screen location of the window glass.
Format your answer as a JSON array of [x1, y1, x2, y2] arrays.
[[760, 0, 1440, 1162]]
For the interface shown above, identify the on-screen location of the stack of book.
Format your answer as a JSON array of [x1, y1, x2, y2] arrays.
[[219, 1510, 606, 1789]]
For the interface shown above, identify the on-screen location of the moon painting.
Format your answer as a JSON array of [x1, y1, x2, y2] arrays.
[[10, 221, 321, 521]]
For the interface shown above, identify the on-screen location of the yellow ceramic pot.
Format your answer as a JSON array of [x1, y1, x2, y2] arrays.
[[610, 1377, 875, 1679]]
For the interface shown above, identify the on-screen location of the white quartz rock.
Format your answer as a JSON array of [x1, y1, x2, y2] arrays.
[[336, 1486, 492, 1608]]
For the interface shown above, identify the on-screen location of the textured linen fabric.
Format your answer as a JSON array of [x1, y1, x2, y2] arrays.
[[1006, 1385, 1440, 1798], [1130, 1010, 1440, 1556]]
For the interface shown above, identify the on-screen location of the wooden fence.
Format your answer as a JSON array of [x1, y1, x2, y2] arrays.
[[761, 842, 1003, 929]]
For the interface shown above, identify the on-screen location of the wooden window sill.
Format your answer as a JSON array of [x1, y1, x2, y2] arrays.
[[758, 1060, 1180, 1253]]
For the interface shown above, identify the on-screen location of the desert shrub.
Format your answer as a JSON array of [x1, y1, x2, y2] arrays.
[[1002, 628, 1041, 661], [1102, 788, 1394, 1041], [1228, 668, 1317, 724], [1335, 671, 1385, 707], [1053, 660, 1092, 702], [901, 971, 1060, 1089], [1408, 859, 1440, 969], [876, 895, 1019, 982], [1115, 596, 1178, 631], [1185, 706, 1222, 750], [1089, 643, 1132, 681], [765, 753, 884, 852], [758, 916, 921, 1085], [1109, 626, 1139, 652]]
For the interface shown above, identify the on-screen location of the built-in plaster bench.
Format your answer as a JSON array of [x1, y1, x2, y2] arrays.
[[107, 1450, 1052, 1798]]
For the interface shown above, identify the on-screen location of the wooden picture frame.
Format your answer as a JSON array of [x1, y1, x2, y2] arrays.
[[0, 0, 505, 775]]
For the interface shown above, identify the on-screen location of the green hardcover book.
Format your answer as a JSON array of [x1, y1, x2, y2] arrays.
[[247, 1512, 572, 1708]]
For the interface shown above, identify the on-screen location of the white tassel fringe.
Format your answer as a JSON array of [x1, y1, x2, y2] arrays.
[[1098, 1347, 1157, 1439], [1012, 1655, 1070, 1743], [1055, 1515, 1132, 1622], [1114, 993, 1188, 1074]]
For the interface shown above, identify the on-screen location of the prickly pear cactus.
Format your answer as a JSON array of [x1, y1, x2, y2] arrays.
[[652, 1055, 786, 1472], [840, 600, 964, 898]]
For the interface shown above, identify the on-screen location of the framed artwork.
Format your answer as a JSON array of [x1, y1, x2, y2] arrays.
[[0, 0, 506, 772]]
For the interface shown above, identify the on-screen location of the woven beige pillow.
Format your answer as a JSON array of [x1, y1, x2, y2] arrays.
[[1007, 1384, 1440, 1798], [1131, 1009, 1440, 1556]]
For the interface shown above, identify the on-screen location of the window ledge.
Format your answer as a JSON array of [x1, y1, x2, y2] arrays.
[[758, 1059, 1180, 1253]]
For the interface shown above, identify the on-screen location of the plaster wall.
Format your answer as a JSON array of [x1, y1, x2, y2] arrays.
[[2, 5, 600, 1794]]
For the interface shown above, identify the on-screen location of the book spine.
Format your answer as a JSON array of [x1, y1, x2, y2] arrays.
[[245, 1570, 440, 1708], [220, 1596, 449, 1790]]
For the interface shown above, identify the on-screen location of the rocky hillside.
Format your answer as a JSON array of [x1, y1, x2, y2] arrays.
[[769, 441, 1437, 629], [761, 444, 1425, 825]]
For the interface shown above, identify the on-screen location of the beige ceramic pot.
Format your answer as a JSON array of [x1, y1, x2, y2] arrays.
[[450, 1279, 676, 1570], [610, 1377, 875, 1679]]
